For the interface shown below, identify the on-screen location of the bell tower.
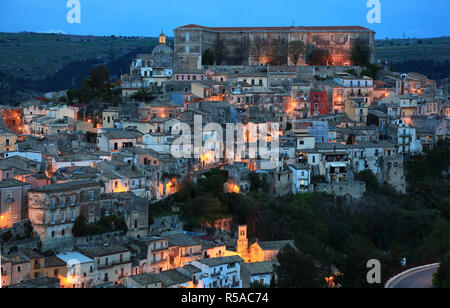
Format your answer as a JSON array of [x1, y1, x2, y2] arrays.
[[159, 30, 166, 45], [236, 225, 248, 256]]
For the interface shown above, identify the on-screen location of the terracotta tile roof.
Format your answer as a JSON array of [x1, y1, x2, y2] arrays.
[[257, 240, 295, 251], [177, 24, 373, 32], [241, 261, 278, 275]]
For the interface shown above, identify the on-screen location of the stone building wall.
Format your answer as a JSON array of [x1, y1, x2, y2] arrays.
[[315, 181, 366, 199], [174, 25, 375, 69]]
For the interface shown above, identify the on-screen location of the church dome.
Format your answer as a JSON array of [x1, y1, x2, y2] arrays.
[[152, 43, 172, 55], [153, 30, 172, 56], [149, 30, 173, 67]]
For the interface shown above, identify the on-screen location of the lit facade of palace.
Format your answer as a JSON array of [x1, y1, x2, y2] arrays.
[[174, 24, 375, 69]]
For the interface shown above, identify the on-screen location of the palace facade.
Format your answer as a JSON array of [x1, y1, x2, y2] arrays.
[[174, 24, 375, 69]]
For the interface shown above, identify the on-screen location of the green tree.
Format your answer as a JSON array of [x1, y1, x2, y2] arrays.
[[433, 251, 450, 288], [288, 41, 306, 65], [197, 168, 228, 195], [346, 68, 359, 76], [190, 195, 224, 224], [81, 77, 94, 93], [286, 122, 292, 131], [72, 214, 127, 237], [361, 64, 381, 79], [289, 198, 314, 233], [202, 49, 215, 66], [249, 172, 261, 192], [275, 245, 327, 288], [89, 65, 110, 92], [67, 89, 77, 102], [355, 170, 380, 194], [421, 219, 450, 259], [1, 230, 13, 242], [131, 87, 155, 102], [306, 45, 332, 66], [72, 215, 88, 237], [311, 175, 326, 185], [351, 37, 371, 66], [340, 234, 379, 288], [214, 35, 225, 65]]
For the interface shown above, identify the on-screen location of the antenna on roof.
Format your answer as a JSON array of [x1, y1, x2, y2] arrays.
[[292, 17, 295, 27]]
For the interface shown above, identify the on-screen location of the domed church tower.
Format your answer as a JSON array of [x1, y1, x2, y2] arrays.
[[159, 30, 166, 45]]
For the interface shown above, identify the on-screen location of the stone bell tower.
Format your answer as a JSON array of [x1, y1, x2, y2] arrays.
[[236, 225, 249, 257]]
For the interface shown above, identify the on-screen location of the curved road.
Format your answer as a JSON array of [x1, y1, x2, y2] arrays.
[[386, 264, 439, 288]]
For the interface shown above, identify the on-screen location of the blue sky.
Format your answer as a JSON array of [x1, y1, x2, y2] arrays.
[[0, 0, 448, 39]]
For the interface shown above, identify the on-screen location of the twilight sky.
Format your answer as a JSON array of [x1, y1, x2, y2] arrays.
[[0, 0, 448, 39]]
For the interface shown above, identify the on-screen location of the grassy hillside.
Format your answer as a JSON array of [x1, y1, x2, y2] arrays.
[[375, 36, 450, 63], [0, 32, 160, 80], [0, 32, 165, 104], [375, 37, 450, 80]]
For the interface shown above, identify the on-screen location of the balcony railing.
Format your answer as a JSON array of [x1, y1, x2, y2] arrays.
[[98, 260, 131, 270], [151, 246, 168, 253], [181, 252, 202, 258], [150, 257, 168, 265]]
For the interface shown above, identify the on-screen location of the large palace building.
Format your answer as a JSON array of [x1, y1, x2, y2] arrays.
[[174, 24, 375, 70]]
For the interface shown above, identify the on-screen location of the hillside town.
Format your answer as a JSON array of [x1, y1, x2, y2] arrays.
[[0, 25, 449, 289]]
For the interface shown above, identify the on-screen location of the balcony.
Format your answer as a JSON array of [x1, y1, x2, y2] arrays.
[[181, 252, 202, 258], [150, 246, 168, 253], [49, 219, 69, 225], [330, 174, 348, 183], [150, 257, 168, 265], [98, 260, 131, 271], [324, 157, 349, 163]]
